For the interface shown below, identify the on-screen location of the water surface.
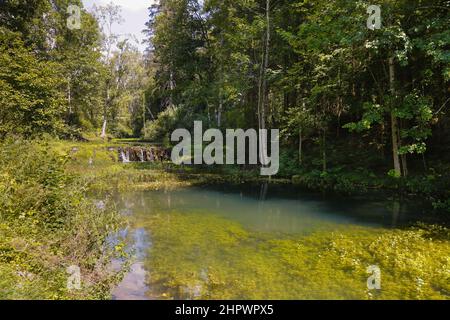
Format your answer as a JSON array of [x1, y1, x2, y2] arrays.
[[112, 184, 449, 300]]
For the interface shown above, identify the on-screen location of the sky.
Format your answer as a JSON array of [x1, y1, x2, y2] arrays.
[[82, 0, 158, 52]]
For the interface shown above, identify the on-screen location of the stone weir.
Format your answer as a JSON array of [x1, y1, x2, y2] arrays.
[[118, 146, 171, 163]]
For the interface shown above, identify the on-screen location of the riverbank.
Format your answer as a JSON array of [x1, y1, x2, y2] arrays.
[[56, 138, 450, 216], [0, 138, 125, 299]]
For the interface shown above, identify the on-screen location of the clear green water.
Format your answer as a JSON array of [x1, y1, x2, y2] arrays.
[[111, 185, 450, 300]]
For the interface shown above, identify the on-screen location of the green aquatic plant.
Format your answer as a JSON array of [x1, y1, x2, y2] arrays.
[[141, 212, 450, 300]]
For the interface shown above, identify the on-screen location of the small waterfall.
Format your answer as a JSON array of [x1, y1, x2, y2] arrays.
[[148, 148, 154, 161], [117, 146, 170, 163], [121, 150, 130, 163]]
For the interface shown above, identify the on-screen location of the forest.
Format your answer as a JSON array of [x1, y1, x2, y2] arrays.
[[143, 0, 450, 205], [0, 0, 449, 300]]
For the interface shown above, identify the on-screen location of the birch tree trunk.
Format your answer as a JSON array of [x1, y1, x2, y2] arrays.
[[101, 118, 107, 138], [101, 87, 109, 139]]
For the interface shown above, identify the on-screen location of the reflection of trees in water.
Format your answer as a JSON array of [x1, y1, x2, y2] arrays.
[[259, 182, 268, 201], [391, 200, 401, 228]]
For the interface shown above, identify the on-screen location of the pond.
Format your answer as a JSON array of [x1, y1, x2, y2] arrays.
[[111, 184, 450, 300]]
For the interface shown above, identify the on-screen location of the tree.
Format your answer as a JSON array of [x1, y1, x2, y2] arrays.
[[0, 28, 65, 137], [93, 1, 124, 138]]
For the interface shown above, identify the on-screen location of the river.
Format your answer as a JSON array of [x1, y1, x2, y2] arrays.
[[110, 183, 449, 300]]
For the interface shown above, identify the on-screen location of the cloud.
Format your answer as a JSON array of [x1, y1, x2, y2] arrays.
[[82, 0, 155, 52]]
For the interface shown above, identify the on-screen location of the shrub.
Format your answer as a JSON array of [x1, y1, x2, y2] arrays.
[[0, 138, 124, 299]]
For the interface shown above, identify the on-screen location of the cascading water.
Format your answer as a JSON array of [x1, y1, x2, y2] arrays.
[[121, 150, 130, 163], [117, 146, 170, 163]]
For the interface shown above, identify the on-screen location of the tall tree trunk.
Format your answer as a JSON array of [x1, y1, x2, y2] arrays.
[[401, 154, 408, 176], [142, 92, 146, 133], [67, 78, 72, 115], [399, 120, 408, 177], [101, 87, 109, 139], [389, 56, 401, 177], [168, 70, 175, 109], [390, 112, 401, 176], [322, 129, 327, 172], [217, 99, 222, 127], [299, 127, 303, 164], [101, 118, 107, 139], [380, 121, 385, 160], [257, 0, 270, 167], [262, 0, 270, 130], [217, 35, 224, 127]]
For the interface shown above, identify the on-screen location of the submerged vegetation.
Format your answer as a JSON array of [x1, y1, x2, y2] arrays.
[[140, 211, 449, 300], [65, 139, 448, 301]]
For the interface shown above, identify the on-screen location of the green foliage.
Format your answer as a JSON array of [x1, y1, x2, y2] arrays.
[[344, 103, 384, 132], [102, 39, 149, 137], [0, 138, 123, 299], [0, 0, 139, 137], [397, 91, 433, 155], [143, 106, 205, 145], [145, 0, 449, 187], [0, 28, 66, 137], [144, 106, 184, 143]]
